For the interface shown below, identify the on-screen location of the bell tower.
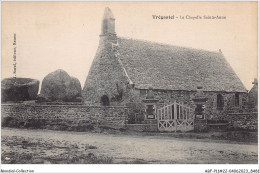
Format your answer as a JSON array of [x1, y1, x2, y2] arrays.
[[83, 7, 125, 105], [101, 7, 116, 36]]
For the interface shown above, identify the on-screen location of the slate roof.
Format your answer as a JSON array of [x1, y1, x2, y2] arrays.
[[116, 37, 247, 92]]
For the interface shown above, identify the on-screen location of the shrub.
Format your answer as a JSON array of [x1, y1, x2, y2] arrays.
[[86, 124, 95, 131], [25, 119, 44, 129], [119, 128, 126, 132], [2, 117, 18, 127]]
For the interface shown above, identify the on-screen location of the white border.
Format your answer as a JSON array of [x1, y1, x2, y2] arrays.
[[1, 164, 260, 174], [0, 0, 259, 174]]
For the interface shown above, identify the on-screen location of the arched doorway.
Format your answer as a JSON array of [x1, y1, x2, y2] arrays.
[[101, 95, 110, 106]]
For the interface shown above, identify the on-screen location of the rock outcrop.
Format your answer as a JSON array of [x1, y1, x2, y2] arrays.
[[2, 77, 40, 102], [40, 69, 82, 102]]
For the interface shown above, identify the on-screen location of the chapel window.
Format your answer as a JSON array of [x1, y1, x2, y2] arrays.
[[217, 94, 224, 109], [235, 93, 240, 106]]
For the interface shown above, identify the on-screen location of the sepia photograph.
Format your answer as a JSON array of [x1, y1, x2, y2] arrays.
[[1, 1, 258, 173]]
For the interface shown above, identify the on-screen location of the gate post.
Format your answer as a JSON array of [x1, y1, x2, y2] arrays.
[[174, 100, 177, 132], [192, 86, 208, 132], [142, 87, 159, 130]]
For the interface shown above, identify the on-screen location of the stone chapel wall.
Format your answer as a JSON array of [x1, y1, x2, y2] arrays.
[[129, 88, 248, 120]]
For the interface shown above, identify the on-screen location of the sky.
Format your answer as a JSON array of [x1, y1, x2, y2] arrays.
[[2, 1, 258, 91]]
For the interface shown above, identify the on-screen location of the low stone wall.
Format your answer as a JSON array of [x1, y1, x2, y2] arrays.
[[2, 104, 257, 133], [1, 104, 128, 130], [127, 124, 158, 132], [194, 119, 207, 132], [227, 112, 258, 131]]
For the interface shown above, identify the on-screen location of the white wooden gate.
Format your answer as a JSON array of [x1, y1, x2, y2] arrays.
[[157, 101, 194, 132]]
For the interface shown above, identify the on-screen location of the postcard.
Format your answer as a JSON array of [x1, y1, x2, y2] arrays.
[[1, 1, 258, 173]]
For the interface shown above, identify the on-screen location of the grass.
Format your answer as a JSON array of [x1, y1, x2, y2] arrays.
[[1, 136, 112, 164]]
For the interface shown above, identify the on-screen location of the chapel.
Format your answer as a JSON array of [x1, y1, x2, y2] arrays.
[[82, 7, 248, 120]]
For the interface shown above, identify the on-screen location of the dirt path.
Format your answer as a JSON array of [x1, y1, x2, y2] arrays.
[[1, 128, 258, 164]]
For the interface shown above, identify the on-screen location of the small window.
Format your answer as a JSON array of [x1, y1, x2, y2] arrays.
[[217, 94, 224, 109], [235, 93, 240, 106]]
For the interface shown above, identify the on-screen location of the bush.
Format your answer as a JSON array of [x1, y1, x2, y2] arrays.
[[17, 121, 25, 128], [23, 119, 44, 129], [2, 117, 18, 127], [119, 128, 126, 132], [2, 116, 96, 132], [86, 123, 95, 131]]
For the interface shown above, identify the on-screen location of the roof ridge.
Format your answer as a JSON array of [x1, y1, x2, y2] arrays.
[[114, 50, 134, 85], [117, 36, 221, 54]]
